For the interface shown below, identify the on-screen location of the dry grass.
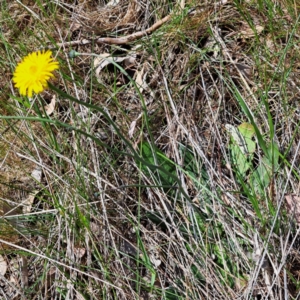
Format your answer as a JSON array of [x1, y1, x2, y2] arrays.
[[0, 0, 300, 299]]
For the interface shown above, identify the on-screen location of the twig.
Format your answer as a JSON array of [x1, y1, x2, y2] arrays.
[[51, 15, 171, 49]]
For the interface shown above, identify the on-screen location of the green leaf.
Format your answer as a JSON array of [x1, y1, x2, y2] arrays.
[[250, 142, 280, 194], [238, 122, 256, 154], [226, 123, 255, 177], [139, 141, 177, 190]]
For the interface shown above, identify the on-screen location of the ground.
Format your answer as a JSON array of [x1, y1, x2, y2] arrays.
[[0, 0, 300, 299]]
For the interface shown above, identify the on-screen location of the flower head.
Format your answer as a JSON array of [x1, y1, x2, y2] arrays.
[[13, 50, 59, 98]]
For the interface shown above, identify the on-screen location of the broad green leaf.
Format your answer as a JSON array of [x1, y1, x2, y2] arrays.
[[250, 142, 280, 194], [226, 123, 255, 177], [226, 124, 248, 155], [251, 156, 272, 193], [238, 122, 255, 139], [238, 123, 256, 154], [139, 141, 176, 190]]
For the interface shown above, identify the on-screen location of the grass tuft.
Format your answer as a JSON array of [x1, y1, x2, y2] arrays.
[[0, 0, 300, 299]]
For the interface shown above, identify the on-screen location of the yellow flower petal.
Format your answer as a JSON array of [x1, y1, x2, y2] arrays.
[[13, 50, 59, 97]]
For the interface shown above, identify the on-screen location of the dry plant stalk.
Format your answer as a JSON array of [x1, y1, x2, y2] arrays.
[[53, 15, 171, 48]]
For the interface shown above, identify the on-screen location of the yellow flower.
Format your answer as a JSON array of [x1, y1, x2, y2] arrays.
[[13, 50, 59, 98]]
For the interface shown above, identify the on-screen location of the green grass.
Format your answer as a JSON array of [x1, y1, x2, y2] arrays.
[[0, 0, 300, 299]]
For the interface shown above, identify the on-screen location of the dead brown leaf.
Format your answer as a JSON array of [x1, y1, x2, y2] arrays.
[[0, 255, 7, 276], [22, 167, 42, 214], [240, 24, 264, 38], [94, 53, 136, 82], [44, 95, 56, 116], [285, 194, 300, 225]]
